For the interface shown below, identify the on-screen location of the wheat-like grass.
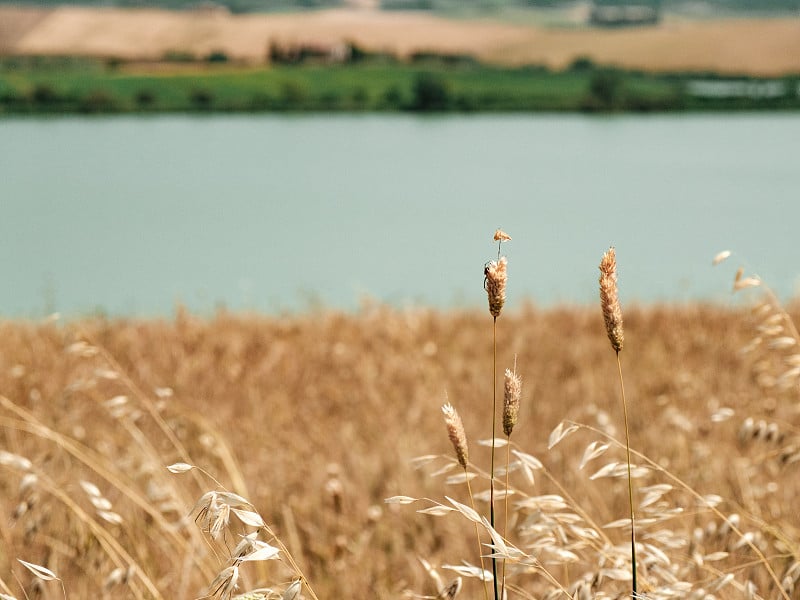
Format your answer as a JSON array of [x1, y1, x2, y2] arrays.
[[484, 258, 508, 321], [484, 231, 511, 600], [599, 247, 624, 353], [598, 246, 638, 596], [442, 401, 488, 600], [442, 403, 469, 471]]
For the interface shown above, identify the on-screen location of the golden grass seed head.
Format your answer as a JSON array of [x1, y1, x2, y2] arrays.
[[599, 247, 624, 353], [441, 402, 469, 470], [485, 256, 507, 319], [503, 367, 522, 437]]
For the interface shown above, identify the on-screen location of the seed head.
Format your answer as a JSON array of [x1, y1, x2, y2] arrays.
[[503, 367, 522, 436], [442, 402, 469, 470], [208, 565, 239, 600], [599, 247, 624, 353], [282, 579, 302, 600], [438, 577, 463, 599], [485, 257, 507, 319]]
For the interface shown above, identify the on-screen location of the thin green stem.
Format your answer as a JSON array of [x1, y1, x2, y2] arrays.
[[490, 316, 499, 600], [616, 351, 637, 598]]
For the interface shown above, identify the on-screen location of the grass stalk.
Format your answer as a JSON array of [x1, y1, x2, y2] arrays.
[[571, 420, 793, 600], [466, 474, 491, 600], [599, 247, 637, 597], [500, 360, 521, 600], [490, 316, 499, 600], [502, 437, 510, 599], [485, 231, 509, 600], [616, 351, 638, 597]]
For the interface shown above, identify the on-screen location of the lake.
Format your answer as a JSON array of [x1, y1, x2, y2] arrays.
[[1, 113, 799, 318]]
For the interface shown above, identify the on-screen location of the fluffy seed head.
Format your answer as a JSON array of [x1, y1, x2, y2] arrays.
[[599, 247, 624, 353], [485, 257, 507, 319], [442, 403, 469, 469], [503, 367, 522, 436]]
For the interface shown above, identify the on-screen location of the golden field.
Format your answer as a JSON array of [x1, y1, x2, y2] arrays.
[[1, 287, 800, 598], [2, 5, 800, 75]]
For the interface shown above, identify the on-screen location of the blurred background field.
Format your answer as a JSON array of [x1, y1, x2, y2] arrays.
[[3, 299, 800, 598]]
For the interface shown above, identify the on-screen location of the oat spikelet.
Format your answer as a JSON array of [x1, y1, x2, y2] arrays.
[[442, 403, 469, 469], [503, 367, 522, 436], [437, 577, 463, 599], [599, 247, 624, 353], [484, 257, 507, 319]]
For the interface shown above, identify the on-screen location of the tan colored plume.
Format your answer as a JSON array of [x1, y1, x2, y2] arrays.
[[503, 367, 522, 436], [599, 247, 624, 353], [442, 402, 469, 470], [485, 257, 507, 319]]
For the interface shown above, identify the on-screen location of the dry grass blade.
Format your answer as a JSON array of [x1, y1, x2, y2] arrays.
[[17, 560, 58, 582]]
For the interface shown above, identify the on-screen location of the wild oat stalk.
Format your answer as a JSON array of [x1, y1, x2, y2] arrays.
[[442, 402, 489, 600], [484, 229, 510, 600], [599, 246, 637, 597]]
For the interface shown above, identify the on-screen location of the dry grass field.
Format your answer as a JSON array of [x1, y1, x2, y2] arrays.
[[2, 6, 800, 74], [1, 248, 800, 598]]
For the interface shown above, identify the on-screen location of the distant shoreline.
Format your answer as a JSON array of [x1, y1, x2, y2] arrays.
[[2, 6, 799, 115], [1, 58, 799, 115]]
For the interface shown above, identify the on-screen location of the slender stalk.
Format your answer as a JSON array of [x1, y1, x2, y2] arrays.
[[571, 420, 792, 600], [599, 247, 634, 597], [466, 474, 490, 600], [500, 359, 521, 600], [485, 232, 508, 600], [259, 524, 320, 600], [616, 351, 637, 597], [490, 316, 499, 600], [501, 437, 511, 600]]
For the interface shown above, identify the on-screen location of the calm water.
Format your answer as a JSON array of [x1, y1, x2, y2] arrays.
[[2, 113, 799, 318]]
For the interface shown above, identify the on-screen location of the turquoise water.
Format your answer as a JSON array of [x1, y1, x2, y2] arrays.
[[2, 113, 799, 318]]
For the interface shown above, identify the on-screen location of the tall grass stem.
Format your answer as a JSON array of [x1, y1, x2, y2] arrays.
[[617, 351, 637, 597], [467, 475, 490, 600], [490, 316, 499, 600]]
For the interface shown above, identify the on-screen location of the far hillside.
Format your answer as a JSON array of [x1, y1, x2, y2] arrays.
[[1, 0, 798, 14]]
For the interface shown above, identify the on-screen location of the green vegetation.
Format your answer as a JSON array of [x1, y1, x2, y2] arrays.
[[0, 55, 798, 115]]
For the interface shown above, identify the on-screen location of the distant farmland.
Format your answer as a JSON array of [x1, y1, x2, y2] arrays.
[[2, 6, 800, 75]]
